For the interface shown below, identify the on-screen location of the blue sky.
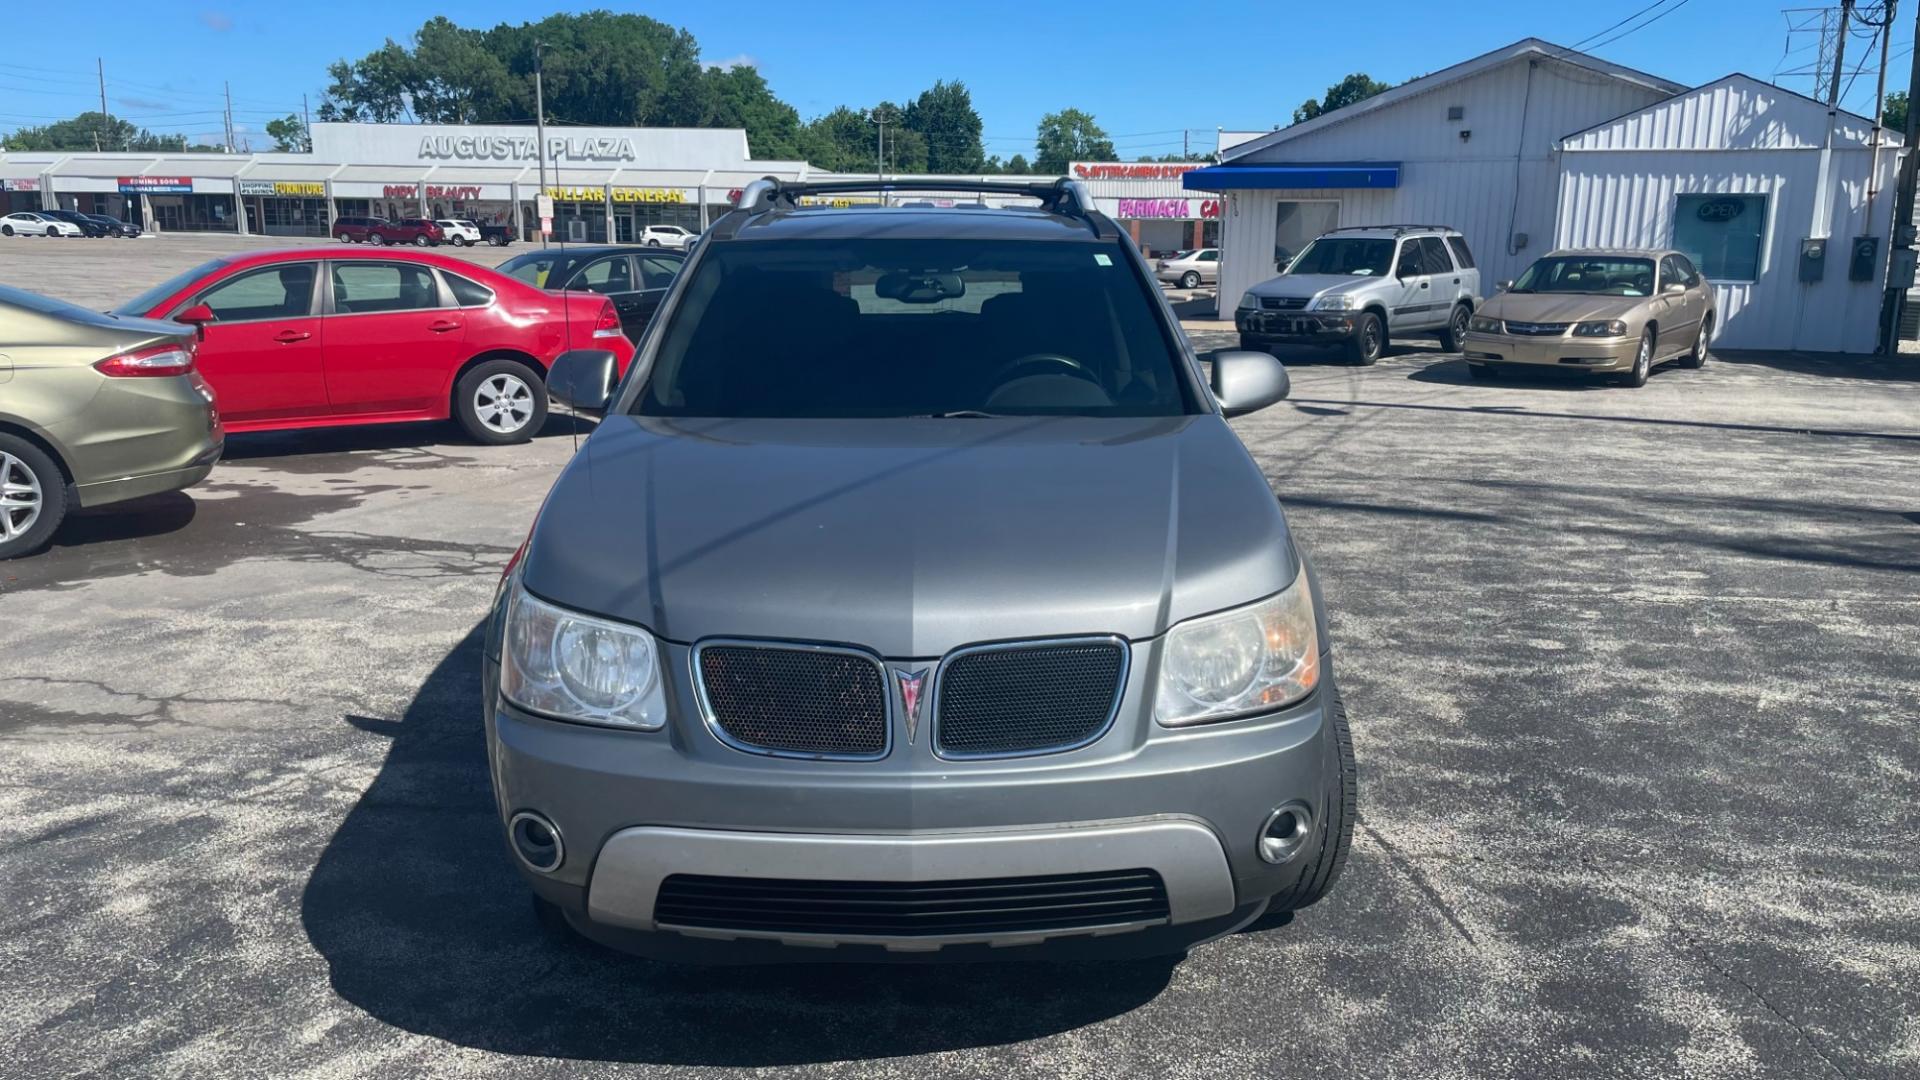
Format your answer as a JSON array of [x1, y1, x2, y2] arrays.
[[1, 1, 1908, 156]]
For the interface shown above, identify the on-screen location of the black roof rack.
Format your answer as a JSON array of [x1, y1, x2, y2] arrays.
[[708, 176, 1113, 240], [1325, 224, 1457, 236]]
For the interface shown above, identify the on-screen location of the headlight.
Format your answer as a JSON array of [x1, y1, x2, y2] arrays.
[[1572, 320, 1628, 337], [1155, 574, 1320, 726], [501, 579, 667, 729], [1309, 294, 1354, 312], [1468, 315, 1503, 334], [1237, 293, 1259, 310]]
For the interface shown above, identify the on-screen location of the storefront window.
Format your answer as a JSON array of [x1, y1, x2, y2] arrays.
[[1673, 194, 1765, 282], [1274, 201, 1340, 273]]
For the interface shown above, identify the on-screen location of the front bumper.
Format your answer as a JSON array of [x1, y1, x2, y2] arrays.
[[1237, 308, 1356, 344], [1462, 330, 1632, 370], [482, 643, 1337, 959]]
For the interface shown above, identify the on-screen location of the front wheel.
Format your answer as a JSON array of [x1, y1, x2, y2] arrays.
[[336, 232, 352, 243], [1273, 686, 1356, 912], [47, 227, 61, 237], [1345, 312, 1385, 366], [0, 436, 67, 560], [1680, 316, 1712, 369], [454, 360, 548, 445], [1180, 271, 1201, 289], [1, 225, 12, 236], [488, 234, 506, 247], [1437, 304, 1471, 352], [414, 235, 432, 247], [1619, 328, 1654, 388]]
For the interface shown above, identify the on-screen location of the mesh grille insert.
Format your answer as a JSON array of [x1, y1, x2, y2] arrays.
[[697, 645, 887, 757], [654, 869, 1169, 938], [935, 641, 1125, 756]]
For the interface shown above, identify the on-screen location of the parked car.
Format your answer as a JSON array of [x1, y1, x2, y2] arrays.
[[1236, 225, 1482, 364], [492, 177, 1352, 962], [1156, 248, 1219, 289], [1461, 249, 1714, 387], [110, 249, 635, 444], [638, 224, 695, 249], [479, 223, 517, 247], [1, 211, 85, 238], [0, 283, 222, 559], [436, 219, 483, 246], [497, 245, 684, 342], [40, 209, 111, 237], [331, 215, 388, 243], [373, 218, 443, 247], [83, 213, 142, 238]]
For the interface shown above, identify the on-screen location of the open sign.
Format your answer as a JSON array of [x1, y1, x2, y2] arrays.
[[1695, 197, 1745, 223]]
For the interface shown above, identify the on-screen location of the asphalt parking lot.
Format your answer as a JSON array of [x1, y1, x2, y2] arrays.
[[2, 236, 1917, 1079]]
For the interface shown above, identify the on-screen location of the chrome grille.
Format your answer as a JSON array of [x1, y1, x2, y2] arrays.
[[653, 869, 1169, 939], [934, 639, 1127, 757], [695, 644, 889, 758], [1260, 295, 1308, 310], [1504, 320, 1571, 336]]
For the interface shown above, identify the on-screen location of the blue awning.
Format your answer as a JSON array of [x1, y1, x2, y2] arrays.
[[1183, 163, 1400, 191]]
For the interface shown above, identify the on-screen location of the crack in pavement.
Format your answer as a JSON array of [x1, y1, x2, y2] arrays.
[[1360, 821, 1480, 947]]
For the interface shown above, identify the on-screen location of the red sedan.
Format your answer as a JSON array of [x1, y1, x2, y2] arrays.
[[112, 249, 634, 444]]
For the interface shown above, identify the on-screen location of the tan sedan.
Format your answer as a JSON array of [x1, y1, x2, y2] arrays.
[[1460, 249, 1715, 387], [0, 283, 223, 558]]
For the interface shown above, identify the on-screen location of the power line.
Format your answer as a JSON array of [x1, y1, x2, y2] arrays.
[[1584, 0, 1698, 52]]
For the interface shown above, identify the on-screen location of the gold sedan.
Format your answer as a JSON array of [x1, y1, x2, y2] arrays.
[[0, 284, 223, 558], [1460, 249, 1715, 387]]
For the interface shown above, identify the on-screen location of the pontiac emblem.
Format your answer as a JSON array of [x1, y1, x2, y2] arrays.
[[894, 668, 929, 743]]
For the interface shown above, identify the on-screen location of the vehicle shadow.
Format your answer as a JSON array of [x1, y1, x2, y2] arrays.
[[44, 490, 198, 551], [220, 413, 592, 463], [300, 626, 1177, 1067], [1406, 356, 1632, 391]]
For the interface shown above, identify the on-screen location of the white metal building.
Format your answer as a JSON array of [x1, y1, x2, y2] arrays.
[[1189, 39, 1684, 313], [1556, 74, 1901, 352]]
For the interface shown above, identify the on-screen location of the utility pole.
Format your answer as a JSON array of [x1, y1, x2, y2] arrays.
[[1826, 0, 1856, 107], [1883, 1, 1920, 350], [534, 41, 549, 249], [223, 82, 235, 153], [301, 93, 313, 152], [867, 105, 892, 185], [96, 58, 109, 151]]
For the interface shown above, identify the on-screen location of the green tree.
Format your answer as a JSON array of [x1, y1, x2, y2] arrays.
[[1293, 73, 1394, 125], [1004, 152, 1032, 175], [903, 79, 984, 173], [1034, 109, 1115, 173], [1, 111, 213, 152], [1886, 91, 1909, 137], [264, 114, 308, 152]]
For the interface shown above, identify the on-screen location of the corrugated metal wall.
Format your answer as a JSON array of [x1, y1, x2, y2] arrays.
[[1555, 148, 1899, 352], [1215, 55, 1671, 312], [1562, 75, 1881, 151]]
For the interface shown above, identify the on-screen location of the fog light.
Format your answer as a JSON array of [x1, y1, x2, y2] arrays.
[[1258, 802, 1314, 865], [509, 811, 565, 873]]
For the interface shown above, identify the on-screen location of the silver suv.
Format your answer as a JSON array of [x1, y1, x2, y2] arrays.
[[487, 177, 1356, 962], [1236, 225, 1481, 365]]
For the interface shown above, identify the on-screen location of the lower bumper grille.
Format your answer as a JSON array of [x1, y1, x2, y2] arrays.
[[695, 643, 888, 758], [935, 639, 1127, 757], [653, 869, 1171, 938]]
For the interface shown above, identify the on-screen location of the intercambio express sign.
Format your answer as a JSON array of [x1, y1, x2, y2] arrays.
[[418, 134, 638, 163]]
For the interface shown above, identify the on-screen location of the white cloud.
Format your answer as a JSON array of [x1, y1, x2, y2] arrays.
[[705, 54, 758, 71]]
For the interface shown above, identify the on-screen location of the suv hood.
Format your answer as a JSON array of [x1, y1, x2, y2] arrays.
[[519, 415, 1299, 659], [1482, 293, 1644, 323], [1248, 274, 1381, 301]]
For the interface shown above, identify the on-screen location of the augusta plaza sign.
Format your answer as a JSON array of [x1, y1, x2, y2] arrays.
[[417, 134, 638, 163]]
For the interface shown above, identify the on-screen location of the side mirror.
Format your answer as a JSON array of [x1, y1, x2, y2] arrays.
[[1663, 281, 1687, 296], [548, 349, 618, 414], [174, 302, 215, 341], [1211, 350, 1291, 418], [1494, 280, 1513, 293]]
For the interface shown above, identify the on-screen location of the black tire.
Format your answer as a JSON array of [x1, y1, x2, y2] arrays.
[[488, 234, 507, 247], [1345, 312, 1385, 366], [646, 238, 660, 247], [370, 233, 387, 246], [453, 358, 548, 445], [1437, 303, 1471, 352], [0, 434, 68, 560], [1681, 315, 1712, 369], [414, 234, 432, 247], [1180, 271, 1201, 289], [1619, 328, 1654, 388], [0, 225, 12, 236], [1237, 335, 1270, 355], [47, 227, 61, 238], [1467, 362, 1498, 380], [1274, 686, 1357, 912], [336, 232, 352, 243]]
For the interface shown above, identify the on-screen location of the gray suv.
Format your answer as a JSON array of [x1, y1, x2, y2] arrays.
[[486, 178, 1355, 962], [1237, 225, 1481, 364]]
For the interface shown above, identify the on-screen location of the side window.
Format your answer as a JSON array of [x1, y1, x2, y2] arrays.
[[1672, 253, 1701, 285], [573, 255, 634, 295], [196, 263, 317, 322], [638, 254, 682, 289], [1418, 236, 1454, 275], [441, 270, 496, 307], [331, 262, 443, 315], [1445, 236, 1476, 269], [1658, 256, 1682, 291], [1198, 250, 1219, 262], [1396, 242, 1424, 277]]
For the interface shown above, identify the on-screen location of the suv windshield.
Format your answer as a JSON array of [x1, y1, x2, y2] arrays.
[[112, 257, 235, 315], [1512, 256, 1657, 297], [1287, 237, 1393, 277], [637, 237, 1193, 418]]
